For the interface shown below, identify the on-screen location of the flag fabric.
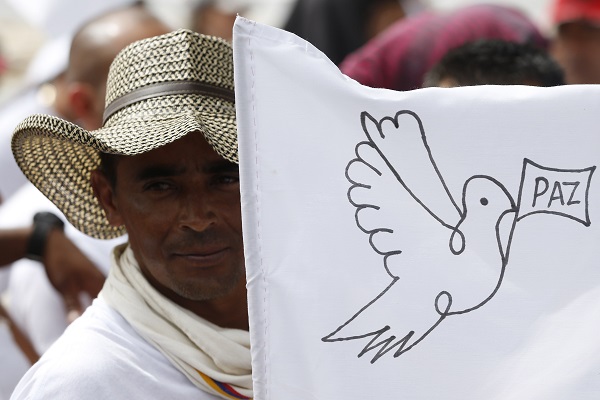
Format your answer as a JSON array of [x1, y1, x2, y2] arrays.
[[233, 17, 600, 400]]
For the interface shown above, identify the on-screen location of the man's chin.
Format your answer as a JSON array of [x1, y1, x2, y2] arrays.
[[171, 271, 245, 302]]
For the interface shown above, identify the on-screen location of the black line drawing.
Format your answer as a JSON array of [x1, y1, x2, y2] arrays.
[[322, 110, 595, 364]]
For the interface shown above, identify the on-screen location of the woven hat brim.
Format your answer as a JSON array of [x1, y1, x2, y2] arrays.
[[12, 94, 237, 239]]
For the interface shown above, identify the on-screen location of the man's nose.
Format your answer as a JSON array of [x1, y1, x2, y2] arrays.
[[178, 191, 217, 232]]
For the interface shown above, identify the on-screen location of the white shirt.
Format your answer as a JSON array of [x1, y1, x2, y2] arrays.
[[11, 296, 221, 399]]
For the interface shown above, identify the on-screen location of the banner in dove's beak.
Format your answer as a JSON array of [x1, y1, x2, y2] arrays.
[[517, 158, 595, 226], [233, 17, 600, 400]]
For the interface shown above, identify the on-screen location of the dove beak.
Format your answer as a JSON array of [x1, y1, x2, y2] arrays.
[[497, 207, 518, 262]]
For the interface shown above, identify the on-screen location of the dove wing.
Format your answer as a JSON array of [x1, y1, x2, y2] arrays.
[[361, 110, 463, 229], [346, 110, 463, 277]]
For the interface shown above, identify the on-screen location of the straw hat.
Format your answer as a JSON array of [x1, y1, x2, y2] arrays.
[[11, 29, 237, 239]]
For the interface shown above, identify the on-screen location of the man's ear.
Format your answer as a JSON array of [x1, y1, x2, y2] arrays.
[[68, 83, 103, 130], [91, 169, 123, 227]]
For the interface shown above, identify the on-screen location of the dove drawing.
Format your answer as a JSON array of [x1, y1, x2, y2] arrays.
[[322, 110, 594, 364]]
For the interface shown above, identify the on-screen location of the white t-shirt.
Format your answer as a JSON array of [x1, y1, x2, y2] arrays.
[[11, 296, 221, 399]]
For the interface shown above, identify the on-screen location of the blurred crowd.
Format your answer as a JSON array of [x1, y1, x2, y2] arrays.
[[0, 0, 598, 398]]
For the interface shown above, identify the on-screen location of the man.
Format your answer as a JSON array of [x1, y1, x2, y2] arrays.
[[11, 29, 252, 399], [422, 39, 565, 88], [550, 0, 600, 84]]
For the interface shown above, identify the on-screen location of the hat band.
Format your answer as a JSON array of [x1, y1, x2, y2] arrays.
[[102, 81, 236, 124]]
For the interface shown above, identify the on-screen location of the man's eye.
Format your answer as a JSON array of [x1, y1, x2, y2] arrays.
[[144, 181, 174, 191], [213, 175, 239, 186]]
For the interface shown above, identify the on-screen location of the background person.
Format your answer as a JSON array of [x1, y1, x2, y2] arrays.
[[340, 3, 548, 92], [549, 0, 600, 84], [0, 2, 143, 398], [3, 2, 168, 352], [2, 2, 168, 350], [0, 5, 168, 398], [423, 39, 565, 88], [284, 0, 427, 65], [0, 221, 105, 316]]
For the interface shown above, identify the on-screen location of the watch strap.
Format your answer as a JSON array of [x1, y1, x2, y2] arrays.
[[25, 212, 65, 261]]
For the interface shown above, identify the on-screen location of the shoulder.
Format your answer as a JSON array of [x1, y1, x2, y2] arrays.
[[11, 297, 214, 400], [11, 298, 136, 399]]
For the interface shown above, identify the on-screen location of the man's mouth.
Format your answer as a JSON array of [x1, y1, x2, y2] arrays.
[[172, 247, 230, 266]]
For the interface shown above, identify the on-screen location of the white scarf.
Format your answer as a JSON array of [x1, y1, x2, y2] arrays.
[[101, 244, 253, 399]]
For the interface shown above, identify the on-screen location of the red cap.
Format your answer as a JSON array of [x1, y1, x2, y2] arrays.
[[552, 0, 600, 25]]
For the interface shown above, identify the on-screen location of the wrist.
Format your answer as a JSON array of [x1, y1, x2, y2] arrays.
[[25, 212, 65, 261]]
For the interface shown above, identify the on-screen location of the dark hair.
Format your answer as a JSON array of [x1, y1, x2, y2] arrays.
[[97, 152, 121, 188], [423, 39, 565, 87]]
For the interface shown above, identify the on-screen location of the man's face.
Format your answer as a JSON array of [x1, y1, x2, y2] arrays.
[[551, 20, 600, 84], [94, 132, 245, 305]]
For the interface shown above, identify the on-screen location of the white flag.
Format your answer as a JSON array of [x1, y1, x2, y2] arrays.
[[233, 17, 600, 400]]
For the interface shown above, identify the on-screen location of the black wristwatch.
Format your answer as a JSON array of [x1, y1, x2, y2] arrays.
[[25, 212, 65, 261]]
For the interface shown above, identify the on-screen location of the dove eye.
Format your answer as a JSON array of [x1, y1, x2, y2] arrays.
[[480, 198, 489, 206]]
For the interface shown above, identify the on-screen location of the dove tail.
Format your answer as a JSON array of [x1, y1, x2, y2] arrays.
[[323, 324, 416, 364], [323, 297, 449, 363], [359, 327, 415, 363], [358, 308, 448, 363]]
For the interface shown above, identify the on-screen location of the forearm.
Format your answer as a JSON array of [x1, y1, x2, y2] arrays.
[[0, 227, 34, 267], [0, 214, 104, 320]]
